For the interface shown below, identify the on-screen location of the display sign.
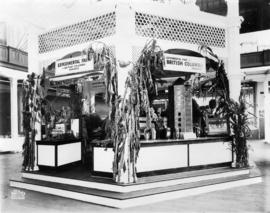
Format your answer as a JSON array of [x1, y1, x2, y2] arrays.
[[89, 80, 105, 93], [55, 55, 94, 76], [163, 53, 206, 74]]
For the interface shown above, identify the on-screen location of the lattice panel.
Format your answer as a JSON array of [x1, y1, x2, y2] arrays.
[[135, 12, 226, 48], [39, 12, 116, 53]]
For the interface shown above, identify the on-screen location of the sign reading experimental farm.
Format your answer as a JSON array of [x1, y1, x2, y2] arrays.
[[163, 53, 206, 74], [55, 55, 94, 76]]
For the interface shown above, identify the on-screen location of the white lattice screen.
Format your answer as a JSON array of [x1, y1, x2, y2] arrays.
[[135, 12, 226, 48], [38, 12, 116, 53]]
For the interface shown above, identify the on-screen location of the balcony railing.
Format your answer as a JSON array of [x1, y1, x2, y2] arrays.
[[241, 50, 270, 68], [0, 45, 28, 68]]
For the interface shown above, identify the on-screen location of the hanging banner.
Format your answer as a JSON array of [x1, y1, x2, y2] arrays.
[[55, 55, 94, 76], [163, 53, 206, 74]]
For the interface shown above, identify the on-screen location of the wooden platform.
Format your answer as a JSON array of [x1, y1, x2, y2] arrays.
[[10, 166, 262, 208]]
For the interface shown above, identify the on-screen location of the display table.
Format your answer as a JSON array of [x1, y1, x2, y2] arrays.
[[90, 137, 233, 176], [36, 140, 82, 168]]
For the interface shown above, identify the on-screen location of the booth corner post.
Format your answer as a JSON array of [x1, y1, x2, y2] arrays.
[[194, 45, 250, 169], [22, 72, 45, 171], [111, 39, 160, 184], [226, 0, 250, 168]]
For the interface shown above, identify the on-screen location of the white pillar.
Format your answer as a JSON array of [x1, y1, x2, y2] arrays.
[[115, 1, 135, 97], [226, 0, 242, 168], [28, 26, 42, 170], [114, 1, 137, 183], [226, 0, 242, 101], [28, 27, 41, 75], [10, 77, 18, 139], [264, 79, 270, 144]]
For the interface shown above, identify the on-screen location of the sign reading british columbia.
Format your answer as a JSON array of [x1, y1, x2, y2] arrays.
[[163, 53, 206, 74], [55, 55, 94, 76]]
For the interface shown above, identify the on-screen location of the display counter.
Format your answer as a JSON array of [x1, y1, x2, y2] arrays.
[[90, 137, 233, 177], [36, 140, 82, 168]]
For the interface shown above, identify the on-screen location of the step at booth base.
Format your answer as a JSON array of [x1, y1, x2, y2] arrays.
[[10, 169, 262, 209], [20, 168, 250, 193]]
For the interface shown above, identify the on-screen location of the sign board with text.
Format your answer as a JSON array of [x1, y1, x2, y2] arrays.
[[89, 80, 105, 93], [55, 55, 94, 76], [163, 53, 206, 74]]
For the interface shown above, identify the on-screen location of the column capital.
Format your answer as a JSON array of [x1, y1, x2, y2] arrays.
[[227, 73, 244, 80], [227, 16, 244, 29], [226, 0, 243, 28], [9, 76, 19, 82]]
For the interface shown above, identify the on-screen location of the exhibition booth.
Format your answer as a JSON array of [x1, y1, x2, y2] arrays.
[[10, 1, 261, 208], [34, 45, 233, 177]]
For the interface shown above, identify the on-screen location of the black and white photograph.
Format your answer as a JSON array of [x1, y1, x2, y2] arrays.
[[0, 0, 270, 212]]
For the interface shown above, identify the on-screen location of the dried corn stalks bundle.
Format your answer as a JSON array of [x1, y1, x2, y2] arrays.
[[112, 40, 161, 183]]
